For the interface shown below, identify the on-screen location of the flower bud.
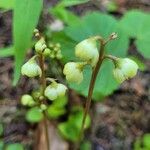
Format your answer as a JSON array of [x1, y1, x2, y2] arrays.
[[44, 83, 67, 101], [35, 38, 47, 53], [56, 84, 67, 97], [40, 104, 47, 111], [21, 58, 42, 77], [21, 94, 35, 106], [113, 58, 138, 83], [75, 38, 99, 67], [43, 48, 51, 56], [63, 62, 84, 84]]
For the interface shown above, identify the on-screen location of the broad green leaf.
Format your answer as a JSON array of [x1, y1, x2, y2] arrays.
[[26, 107, 43, 123], [119, 10, 150, 58], [0, 46, 14, 57], [0, 0, 14, 9], [13, 0, 43, 85], [54, 12, 129, 100], [6, 143, 24, 150]]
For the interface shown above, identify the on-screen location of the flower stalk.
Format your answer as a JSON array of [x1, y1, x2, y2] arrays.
[[38, 53, 50, 150], [79, 38, 106, 140]]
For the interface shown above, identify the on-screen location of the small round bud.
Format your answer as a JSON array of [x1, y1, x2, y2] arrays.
[[43, 48, 51, 56], [49, 43, 54, 48], [63, 62, 84, 84], [21, 58, 42, 77], [54, 47, 59, 52], [21, 94, 35, 106], [32, 91, 41, 99], [113, 58, 138, 83], [56, 53, 62, 59], [40, 104, 47, 111], [56, 43, 61, 48], [35, 38, 46, 53], [44, 83, 67, 101], [75, 38, 99, 67]]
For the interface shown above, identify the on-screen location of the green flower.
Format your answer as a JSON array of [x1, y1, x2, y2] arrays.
[[113, 58, 138, 83], [75, 38, 99, 67], [21, 58, 41, 77], [63, 62, 84, 84], [44, 83, 67, 100]]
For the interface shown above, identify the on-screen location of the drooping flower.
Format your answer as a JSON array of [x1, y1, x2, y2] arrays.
[[113, 58, 138, 83], [63, 62, 84, 84], [75, 37, 99, 67], [44, 83, 67, 100], [21, 58, 42, 78]]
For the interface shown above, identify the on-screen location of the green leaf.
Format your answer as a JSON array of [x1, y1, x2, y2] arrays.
[[6, 143, 24, 150], [119, 10, 150, 58], [26, 107, 43, 123], [53, 96, 68, 108], [58, 107, 90, 141], [54, 12, 129, 100], [143, 134, 150, 148], [0, 140, 4, 150], [47, 96, 67, 119], [13, 0, 43, 85], [80, 140, 91, 150], [58, 0, 90, 7], [129, 56, 146, 71], [47, 105, 66, 119], [0, 0, 15, 9], [50, 6, 80, 25], [0, 46, 14, 57]]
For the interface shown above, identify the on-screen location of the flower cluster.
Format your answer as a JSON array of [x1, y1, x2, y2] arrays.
[[63, 34, 138, 84], [48, 42, 62, 59], [21, 31, 67, 112], [63, 37, 99, 84]]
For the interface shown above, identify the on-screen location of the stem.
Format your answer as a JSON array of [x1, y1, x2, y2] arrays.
[[39, 54, 46, 93], [79, 39, 105, 141], [104, 55, 118, 67], [38, 54, 50, 150]]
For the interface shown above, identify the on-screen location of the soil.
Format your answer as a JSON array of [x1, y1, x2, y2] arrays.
[[0, 0, 150, 150]]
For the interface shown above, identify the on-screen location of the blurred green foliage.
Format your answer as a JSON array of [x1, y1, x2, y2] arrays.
[[58, 107, 91, 142], [0, 124, 3, 136], [134, 134, 150, 150], [47, 96, 67, 119], [6, 143, 24, 150], [26, 107, 43, 123], [119, 10, 150, 59], [0, 0, 15, 10]]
